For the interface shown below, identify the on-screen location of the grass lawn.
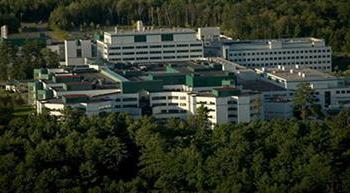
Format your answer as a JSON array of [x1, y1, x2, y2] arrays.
[[13, 105, 34, 117]]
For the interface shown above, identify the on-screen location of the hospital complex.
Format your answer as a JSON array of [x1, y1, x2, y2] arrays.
[[28, 21, 350, 126]]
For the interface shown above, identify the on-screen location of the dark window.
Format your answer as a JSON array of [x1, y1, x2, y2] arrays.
[[163, 45, 175, 48], [150, 45, 161, 48], [123, 104, 138, 108], [123, 98, 137, 101], [161, 34, 174, 41], [134, 35, 147, 42], [77, 49, 82, 57]]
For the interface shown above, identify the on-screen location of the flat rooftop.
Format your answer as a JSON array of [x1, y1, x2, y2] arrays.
[[105, 28, 195, 36], [225, 37, 327, 50], [240, 79, 286, 92], [109, 60, 226, 82], [259, 67, 336, 81], [229, 37, 323, 44]]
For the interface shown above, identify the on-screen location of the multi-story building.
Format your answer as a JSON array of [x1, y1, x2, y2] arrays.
[[222, 38, 332, 72], [256, 65, 350, 110], [30, 60, 263, 125], [97, 21, 204, 63]]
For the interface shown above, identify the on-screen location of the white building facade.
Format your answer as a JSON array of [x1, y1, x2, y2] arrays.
[[222, 38, 332, 72], [97, 26, 204, 63], [256, 66, 350, 110], [65, 40, 94, 66]]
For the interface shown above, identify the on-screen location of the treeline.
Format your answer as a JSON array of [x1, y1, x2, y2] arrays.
[[1, 107, 350, 192], [1, 0, 350, 53], [0, 41, 59, 81]]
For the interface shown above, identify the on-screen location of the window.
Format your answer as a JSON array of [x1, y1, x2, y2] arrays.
[[77, 49, 82, 57], [150, 45, 161, 48], [152, 96, 166, 100], [123, 104, 138, 108], [110, 47, 121, 50], [153, 103, 166, 107], [123, 98, 137, 102], [163, 45, 175, 48], [136, 45, 148, 49], [168, 96, 179, 99], [136, 51, 148, 54], [134, 35, 147, 42], [161, 34, 174, 41], [164, 56, 176, 59], [122, 46, 134, 49]]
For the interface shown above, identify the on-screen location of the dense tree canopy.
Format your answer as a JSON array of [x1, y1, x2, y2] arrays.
[[0, 40, 59, 81], [1, 0, 350, 53], [1, 108, 350, 192]]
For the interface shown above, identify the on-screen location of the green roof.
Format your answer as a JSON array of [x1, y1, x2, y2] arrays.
[[212, 88, 241, 97], [121, 80, 163, 93]]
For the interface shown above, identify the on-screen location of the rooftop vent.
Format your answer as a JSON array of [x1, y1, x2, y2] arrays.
[[136, 20, 144, 32]]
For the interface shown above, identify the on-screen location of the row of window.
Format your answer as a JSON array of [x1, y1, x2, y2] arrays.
[[109, 55, 202, 61], [159, 109, 187, 114], [197, 101, 216, 105], [240, 60, 331, 66], [152, 96, 187, 100], [152, 103, 187, 107], [109, 43, 202, 50], [109, 49, 202, 55], [336, 90, 350, 94], [115, 104, 138, 108], [243, 61, 331, 67], [115, 98, 138, 102], [232, 49, 331, 56], [232, 55, 331, 61]]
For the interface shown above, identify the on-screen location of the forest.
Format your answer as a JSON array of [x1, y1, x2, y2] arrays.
[[0, 40, 59, 81], [1, 0, 350, 53], [0, 102, 350, 192]]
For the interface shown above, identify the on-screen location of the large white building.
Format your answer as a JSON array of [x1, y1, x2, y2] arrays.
[[222, 38, 332, 72], [97, 21, 204, 63]]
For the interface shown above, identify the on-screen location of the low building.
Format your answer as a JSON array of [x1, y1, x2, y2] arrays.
[[30, 60, 263, 125], [256, 65, 350, 110]]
